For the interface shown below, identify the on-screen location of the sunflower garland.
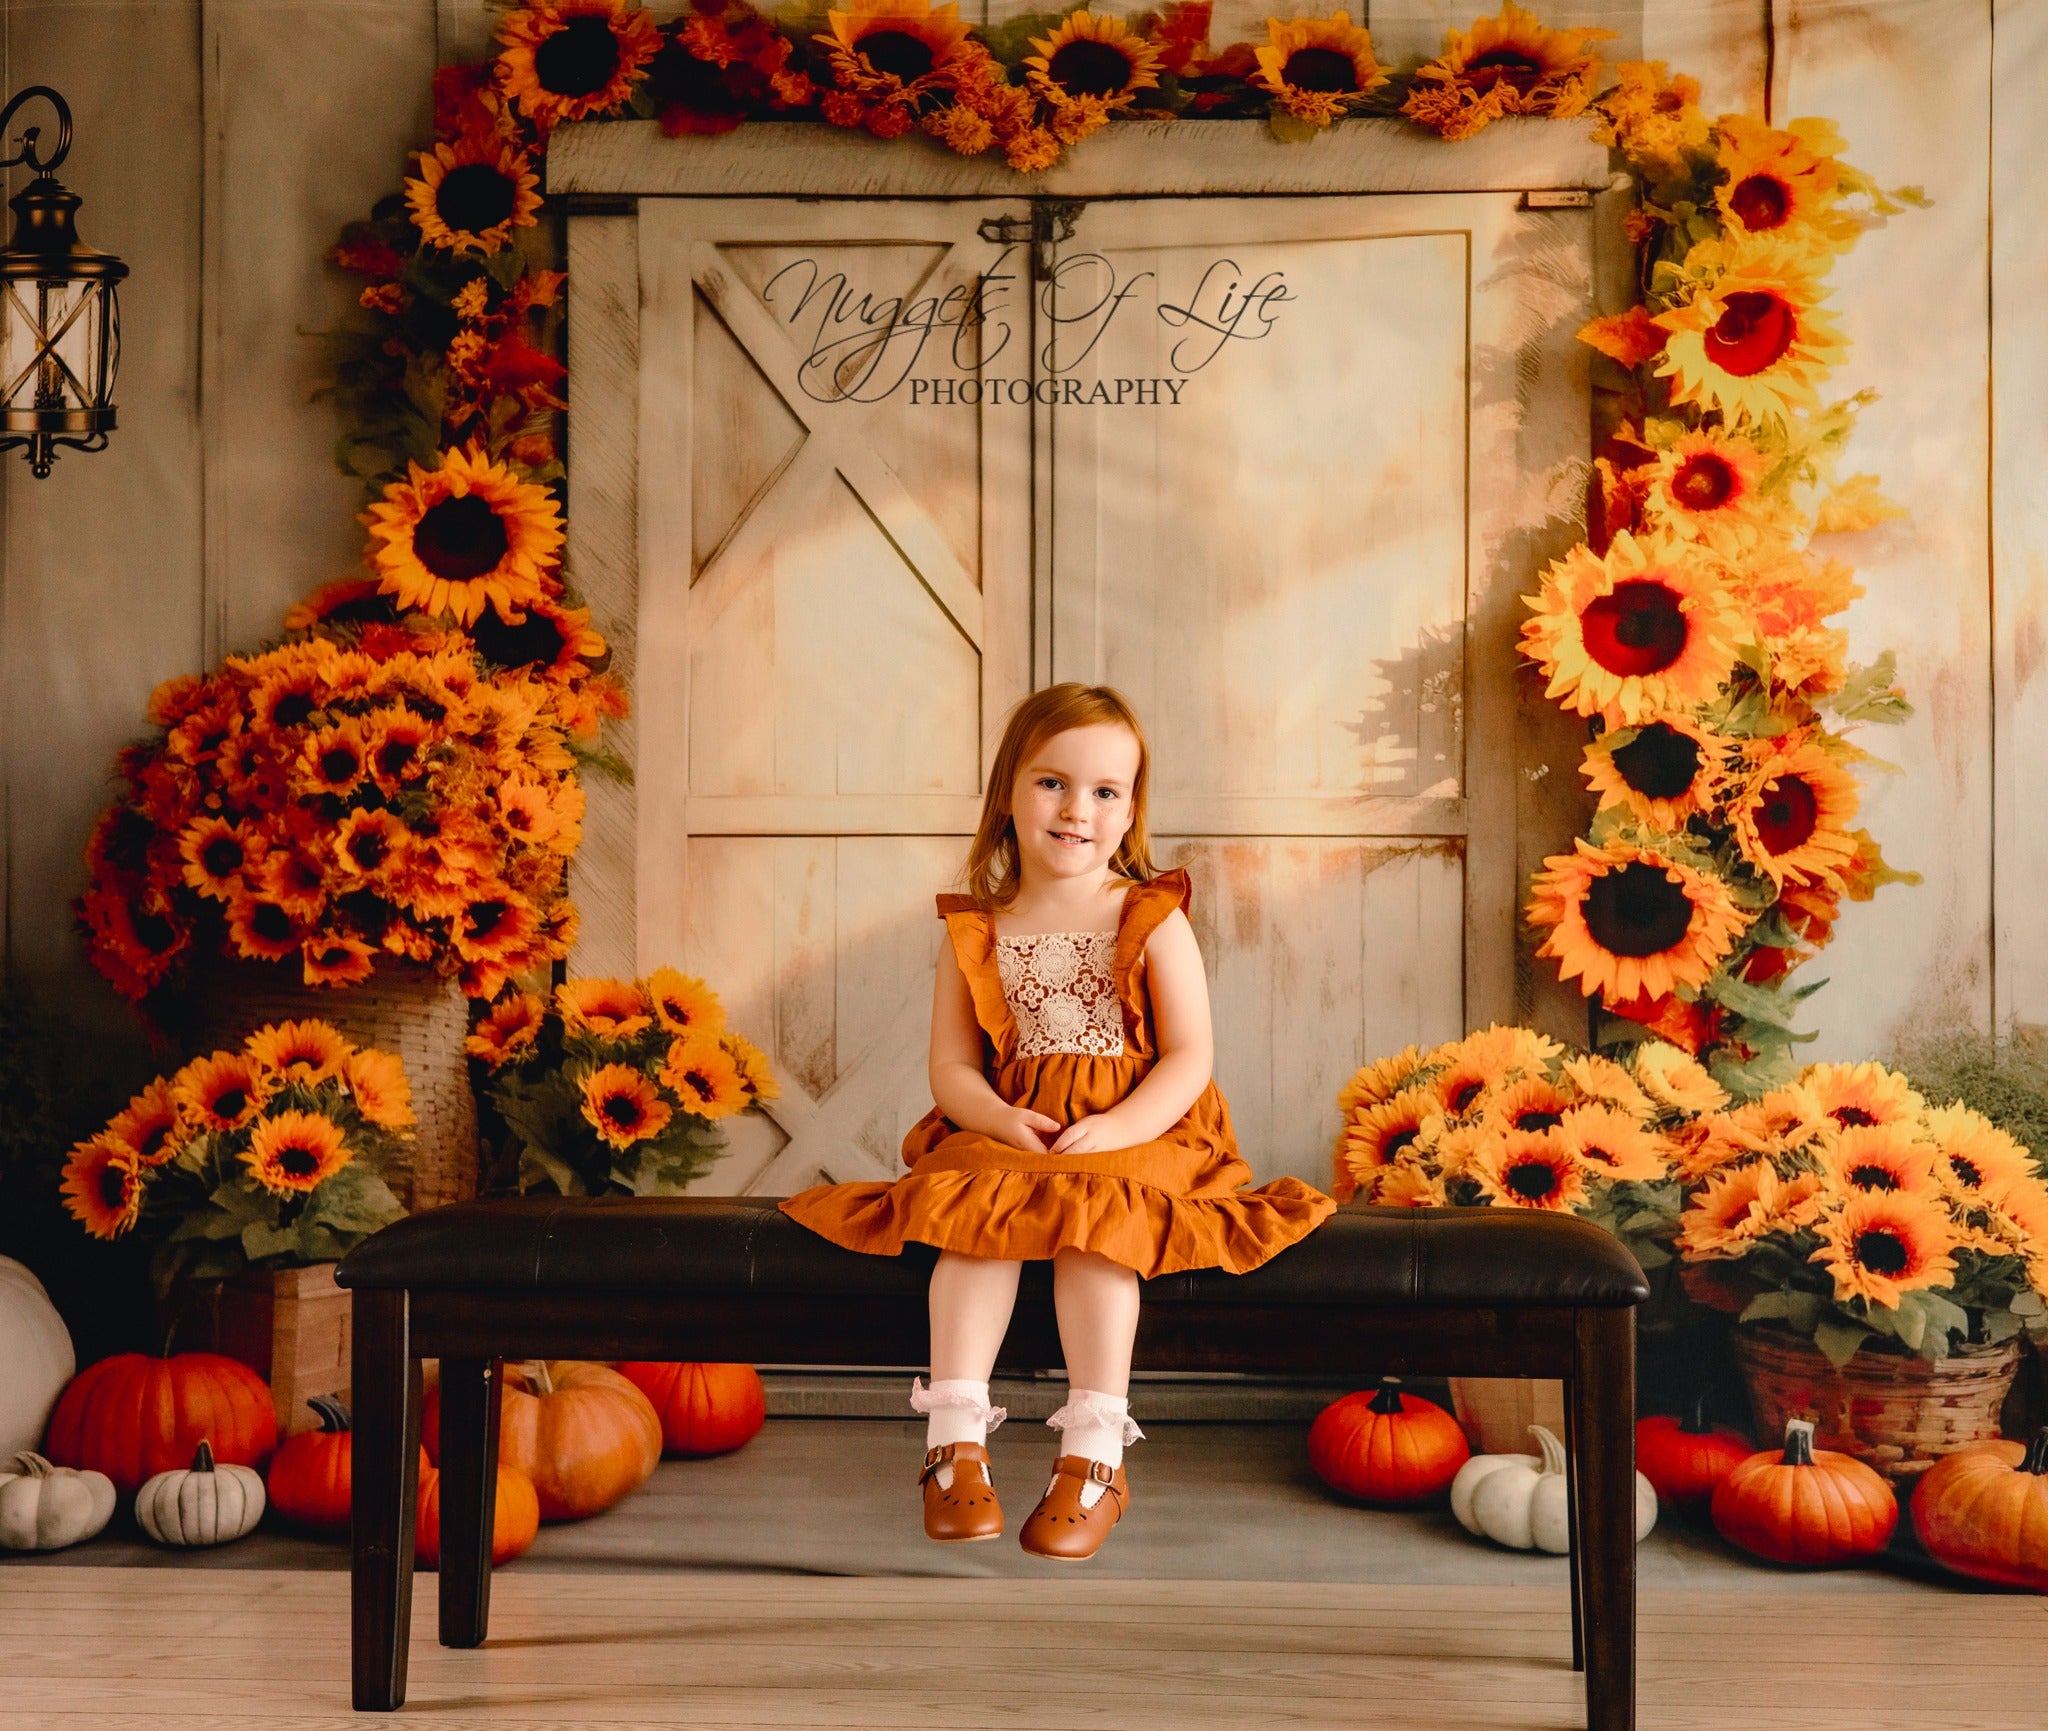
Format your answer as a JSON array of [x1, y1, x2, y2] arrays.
[[58, 1023, 411, 1297], [472, 970, 776, 1196]]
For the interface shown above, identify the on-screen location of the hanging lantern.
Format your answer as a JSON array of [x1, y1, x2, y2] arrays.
[[0, 86, 126, 478]]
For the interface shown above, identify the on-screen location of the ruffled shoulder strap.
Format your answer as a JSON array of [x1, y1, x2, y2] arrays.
[[1112, 868, 1192, 1040], [936, 895, 1014, 1059]]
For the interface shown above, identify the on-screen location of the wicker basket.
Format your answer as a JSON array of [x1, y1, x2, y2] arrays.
[[175, 957, 478, 1212], [1733, 1323, 2021, 1481]]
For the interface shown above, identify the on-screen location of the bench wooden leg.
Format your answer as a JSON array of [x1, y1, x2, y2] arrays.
[[1562, 1380, 1584, 1673], [1572, 1307, 1637, 1731], [351, 1289, 422, 1712], [437, 1357, 503, 1649]]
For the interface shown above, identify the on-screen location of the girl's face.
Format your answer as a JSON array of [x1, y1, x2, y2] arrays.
[[1009, 723, 1142, 885]]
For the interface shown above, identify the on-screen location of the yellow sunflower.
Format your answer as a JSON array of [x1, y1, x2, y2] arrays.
[[1799, 1060, 1925, 1131], [1472, 1130, 1588, 1212], [1334, 1085, 1439, 1200], [1484, 1074, 1575, 1137], [1528, 840, 1747, 1005], [1678, 1160, 1798, 1257], [242, 1110, 353, 1196], [466, 990, 547, 1068], [1374, 1164, 1449, 1208], [1428, 1051, 1495, 1120], [106, 1080, 185, 1170], [580, 1062, 672, 1148], [1815, 1122, 1942, 1200], [1560, 1052, 1655, 1119], [1581, 716, 1729, 831], [1645, 429, 1782, 550], [822, 0, 971, 86], [1656, 235, 1846, 426], [1520, 531, 1742, 729], [363, 711, 436, 795], [1713, 113, 1859, 249], [1449, 1022, 1564, 1081], [297, 718, 371, 800], [1593, 60, 1708, 179], [721, 1030, 779, 1102], [344, 1048, 416, 1131], [257, 848, 331, 925], [333, 808, 408, 884], [225, 892, 308, 965], [61, 1136, 145, 1239], [454, 889, 541, 967], [1811, 1190, 1959, 1308], [556, 976, 654, 1039], [302, 931, 379, 988], [1337, 1044, 1425, 1117], [1558, 1103, 1670, 1182], [1919, 1103, 2035, 1197], [638, 967, 725, 1039], [364, 445, 564, 628], [660, 1036, 749, 1119], [1024, 10, 1162, 117], [404, 136, 542, 257], [247, 657, 328, 729], [1251, 13, 1386, 127], [1401, 1, 1609, 140], [246, 1019, 353, 1086], [496, 0, 662, 134], [1632, 1039, 1730, 1116], [1728, 737, 1862, 887], [176, 816, 258, 904]]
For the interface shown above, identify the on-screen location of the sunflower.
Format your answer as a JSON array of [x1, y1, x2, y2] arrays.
[[1656, 235, 1846, 427], [721, 1030, 779, 1101], [302, 931, 380, 988], [76, 885, 189, 1001], [1251, 13, 1385, 127], [1334, 1085, 1439, 1199], [1337, 1044, 1425, 1117], [1429, 1051, 1496, 1120], [1520, 531, 1742, 729], [466, 990, 547, 1068], [1528, 840, 1747, 1005], [1484, 1075, 1575, 1137], [496, 0, 662, 134], [242, 1110, 353, 1196], [1799, 1060, 1925, 1131], [147, 672, 210, 728], [557, 976, 654, 1038], [1593, 59, 1708, 179], [173, 1050, 273, 1133], [1816, 1122, 1942, 1199], [1678, 1160, 1814, 1256], [299, 719, 371, 799], [643, 966, 727, 1039], [364, 446, 565, 628], [580, 1062, 673, 1148], [405, 136, 542, 256], [1559, 1052, 1654, 1118], [363, 711, 436, 794], [1374, 1164, 1449, 1208], [1558, 1103, 1669, 1182], [1450, 1022, 1564, 1080], [226, 892, 308, 964], [1025, 10, 1162, 120], [1811, 1190, 1959, 1308], [1632, 1039, 1730, 1116], [247, 1019, 353, 1085], [165, 698, 240, 767], [333, 808, 408, 883], [1714, 113, 1857, 248], [1919, 1103, 2035, 1197], [1580, 716, 1727, 831], [1472, 1130, 1588, 1212], [256, 847, 330, 924], [453, 889, 541, 967], [1729, 737, 1862, 887], [177, 816, 259, 902], [660, 1035, 749, 1119], [106, 1080, 186, 1169], [1401, 1, 1609, 140], [469, 594, 606, 679], [822, 0, 971, 84], [61, 1136, 145, 1239], [342, 1048, 416, 1131], [493, 776, 560, 849], [1646, 430, 1778, 549]]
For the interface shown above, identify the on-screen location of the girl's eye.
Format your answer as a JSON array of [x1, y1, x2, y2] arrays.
[[1037, 777, 1062, 791], [1094, 788, 1120, 801]]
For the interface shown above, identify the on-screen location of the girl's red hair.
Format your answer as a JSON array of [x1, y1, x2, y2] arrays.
[[963, 684, 1155, 907]]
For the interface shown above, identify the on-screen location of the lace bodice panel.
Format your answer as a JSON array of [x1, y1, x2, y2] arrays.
[[994, 931, 1126, 1058]]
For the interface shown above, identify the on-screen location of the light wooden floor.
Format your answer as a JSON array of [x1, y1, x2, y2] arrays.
[[4, 1568, 2043, 1730]]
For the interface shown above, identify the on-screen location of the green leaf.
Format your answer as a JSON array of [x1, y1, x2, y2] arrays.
[[2011, 1290, 2046, 1317], [1917, 1289, 1970, 1343], [241, 1220, 300, 1261], [520, 1142, 585, 1196], [1266, 110, 1322, 144], [1813, 1314, 1874, 1367]]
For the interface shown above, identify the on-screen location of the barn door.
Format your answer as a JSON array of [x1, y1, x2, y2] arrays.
[[632, 199, 1034, 1192], [1043, 195, 1590, 1185]]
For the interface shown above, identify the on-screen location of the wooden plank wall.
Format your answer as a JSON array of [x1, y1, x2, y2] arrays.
[[0, 0, 2038, 1071]]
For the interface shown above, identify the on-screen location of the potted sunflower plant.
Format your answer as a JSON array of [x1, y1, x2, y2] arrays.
[[1331, 1025, 1711, 1450], [1664, 1059, 2048, 1480], [469, 971, 778, 1197], [59, 1020, 413, 1436]]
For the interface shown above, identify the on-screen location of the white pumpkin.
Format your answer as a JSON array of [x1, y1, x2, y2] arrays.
[[134, 1439, 266, 1547], [0, 1451, 115, 1551], [1450, 1424, 1657, 1553], [0, 1257, 75, 1458]]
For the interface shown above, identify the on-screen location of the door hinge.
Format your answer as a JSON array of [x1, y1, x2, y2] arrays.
[[978, 200, 1082, 279], [1521, 188, 1594, 210]]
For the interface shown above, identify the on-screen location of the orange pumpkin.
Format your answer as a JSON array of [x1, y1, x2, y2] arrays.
[[1308, 1377, 1471, 1505], [1910, 1427, 2048, 1592], [416, 1460, 541, 1569], [1711, 1417, 1897, 1565], [445, 1360, 661, 1522], [1635, 1394, 1752, 1511], [43, 1352, 278, 1494], [265, 1395, 429, 1531], [615, 1362, 766, 1457]]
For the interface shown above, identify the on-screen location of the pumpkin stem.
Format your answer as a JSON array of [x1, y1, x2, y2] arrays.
[[525, 1359, 555, 1397], [11, 1452, 54, 1478], [308, 1394, 352, 1434], [1681, 1390, 1715, 1435], [1528, 1424, 1568, 1477], [193, 1438, 216, 1474], [1781, 1418, 1816, 1467], [1368, 1377, 1405, 1415], [2024, 1428, 2048, 1477]]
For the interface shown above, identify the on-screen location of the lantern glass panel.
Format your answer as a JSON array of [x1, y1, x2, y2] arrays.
[[0, 273, 116, 430]]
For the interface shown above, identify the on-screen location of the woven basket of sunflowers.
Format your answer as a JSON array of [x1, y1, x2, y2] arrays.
[[468, 972, 777, 1197], [1661, 1060, 2048, 1479]]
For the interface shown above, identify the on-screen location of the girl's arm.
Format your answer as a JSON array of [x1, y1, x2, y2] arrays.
[[1048, 908, 1212, 1155], [928, 935, 1063, 1152]]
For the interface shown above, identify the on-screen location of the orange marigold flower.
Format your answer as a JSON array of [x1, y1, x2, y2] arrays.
[[242, 1110, 353, 1196], [62, 1136, 146, 1239], [1593, 59, 1708, 179], [659, 1035, 749, 1119], [580, 1062, 672, 1148]]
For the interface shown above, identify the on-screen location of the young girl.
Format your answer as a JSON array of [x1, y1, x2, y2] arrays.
[[779, 684, 1335, 1559]]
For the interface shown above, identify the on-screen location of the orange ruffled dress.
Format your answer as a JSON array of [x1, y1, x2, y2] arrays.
[[779, 869, 1335, 1277]]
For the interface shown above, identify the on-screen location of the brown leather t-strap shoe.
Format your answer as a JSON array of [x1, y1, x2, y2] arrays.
[[1017, 1455, 1129, 1561], [920, 1441, 1003, 1542]]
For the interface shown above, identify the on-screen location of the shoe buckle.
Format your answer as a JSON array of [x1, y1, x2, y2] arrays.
[[1088, 1459, 1114, 1486]]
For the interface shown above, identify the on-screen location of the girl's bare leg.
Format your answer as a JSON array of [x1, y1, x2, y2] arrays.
[[918, 1250, 1023, 1487], [1047, 1247, 1142, 1505]]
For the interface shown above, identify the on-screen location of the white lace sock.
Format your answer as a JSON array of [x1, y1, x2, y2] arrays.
[[910, 1377, 1007, 1490], [1045, 1386, 1143, 1509]]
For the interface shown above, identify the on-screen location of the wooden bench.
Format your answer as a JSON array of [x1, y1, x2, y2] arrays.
[[335, 1195, 1648, 1728]]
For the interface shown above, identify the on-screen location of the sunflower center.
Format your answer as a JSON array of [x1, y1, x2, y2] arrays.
[[414, 493, 511, 582], [1704, 289, 1796, 378], [1729, 172, 1792, 231], [212, 1087, 248, 1121], [534, 14, 624, 98], [1462, 48, 1546, 94], [279, 1145, 320, 1179], [1833, 1106, 1877, 1127], [347, 829, 389, 870], [320, 745, 362, 783], [134, 906, 182, 953], [1449, 1080, 1484, 1114], [858, 28, 937, 82], [139, 1122, 176, 1160], [1671, 453, 1739, 511], [1514, 1109, 1564, 1133], [1282, 47, 1358, 93], [270, 690, 317, 728], [686, 1069, 714, 1095], [1583, 862, 1696, 959], [374, 737, 420, 779], [1580, 578, 1690, 676], [1611, 722, 1702, 801], [1582, 1143, 1617, 1166], [605, 1093, 644, 1129], [314, 945, 355, 968], [1851, 1226, 1910, 1276], [1384, 1127, 1422, 1160], [104, 809, 156, 873], [1847, 1163, 1898, 1191], [1048, 39, 1136, 97], [251, 902, 296, 943], [467, 899, 510, 939], [98, 1165, 131, 1207], [201, 835, 246, 878], [469, 604, 569, 668], [1950, 1154, 1983, 1188], [435, 164, 518, 238], [1754, 774, 1819, 855], [1506, 1159, 1561, 1200]]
